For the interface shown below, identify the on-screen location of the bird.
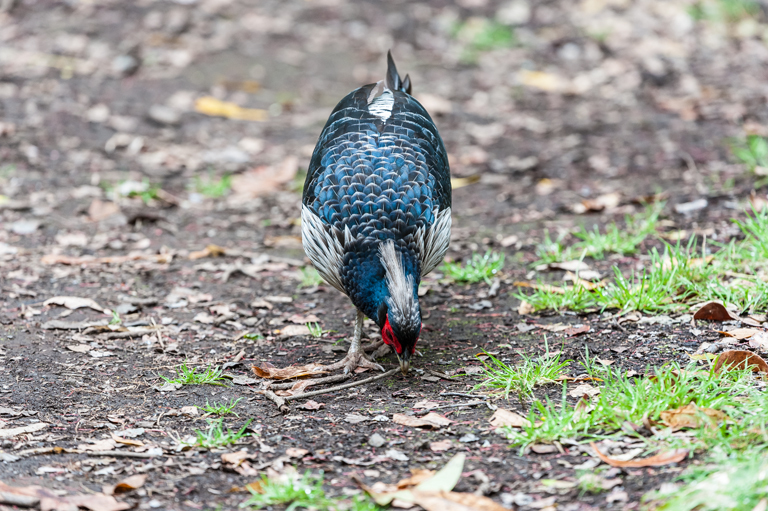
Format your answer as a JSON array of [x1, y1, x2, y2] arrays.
[[301, 51, 452, 376]]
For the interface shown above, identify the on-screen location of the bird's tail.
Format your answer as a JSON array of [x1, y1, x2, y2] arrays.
[[386, 50, 411, 95]]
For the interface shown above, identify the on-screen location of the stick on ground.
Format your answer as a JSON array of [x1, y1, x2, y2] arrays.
[[261, 368, 399, 412]]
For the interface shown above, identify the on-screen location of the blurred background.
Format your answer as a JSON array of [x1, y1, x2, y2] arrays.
[[0, 0, 767, 255]]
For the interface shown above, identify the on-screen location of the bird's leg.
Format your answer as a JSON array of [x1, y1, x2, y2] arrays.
[[321, 310, 384, 374]]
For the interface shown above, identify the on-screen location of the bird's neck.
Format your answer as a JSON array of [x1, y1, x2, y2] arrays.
[[379, 241, 421, 331]]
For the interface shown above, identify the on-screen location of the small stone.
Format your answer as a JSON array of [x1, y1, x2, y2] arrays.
[[11, 219, 40, 235], [147, 104, 181, 125], [368, 433, 385, 448], [459, 433, 479, 443], [114, 303, 138, 315], [111, 54, 139, 76]]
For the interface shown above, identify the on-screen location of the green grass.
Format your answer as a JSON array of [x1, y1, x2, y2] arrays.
[[442, 250, 504, 284], [731, 134, 768, 173], [689, 0, 760, 22], [535, 203, 662, 264], [161, 361, 228, 386], [242, 332, 263, 341], [452, 17, 516, 63], [298, 266, 323, 288], [195, 172, 232, 198], [104, 178, 161, 204], [474, 347, 570, 400], [499, 355, 768, 455], [192, 418, 251, 449], [521, 207, 768, 314], [241, 470, 383, 510], [198, 398, 242, 416], [646, 450, 768, 511], [307, 322, 324, 338]]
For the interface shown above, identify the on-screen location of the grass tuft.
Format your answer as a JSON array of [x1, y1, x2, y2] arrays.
[[298, 266, 324, 288], [198, 398, 242, 417], [193, 418, 251, 449], [442, 250, 504, 284], [474, 346, 570, 400], [242, 470, 327, 510], [195, 172, 232, 198], [161, 361, 228, 386]]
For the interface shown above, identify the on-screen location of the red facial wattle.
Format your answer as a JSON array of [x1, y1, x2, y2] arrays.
[[381, 316, 402, 354]]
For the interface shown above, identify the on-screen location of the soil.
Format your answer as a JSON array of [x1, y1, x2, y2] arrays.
[[1, 0, 766, 510]]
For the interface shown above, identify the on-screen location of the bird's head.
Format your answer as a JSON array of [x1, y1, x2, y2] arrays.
[[379, 302, 421, 375]]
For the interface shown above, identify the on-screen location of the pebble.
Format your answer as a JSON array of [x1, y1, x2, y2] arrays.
[[459, 433, 479, 443], [368, 433, 385, 447], [147, 104, 181, 125], [111, 54, 139, 76], [11, 219, 40, 235]]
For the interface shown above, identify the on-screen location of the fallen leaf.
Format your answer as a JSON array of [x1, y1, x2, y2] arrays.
[[231, 157, 298, 198], [110, 432, 143, 447], [277, 324, 311, 337], [66, 344, 91, 353], [714, 350, 768, 374], [189, 244, 227, 260], [0, 422, 48, 439], [530, 444, 559, 454], [694, 302, 739, 321], [345, 412, 369, 424], [564, 325, 590, 336], [41, 253, 171, 265], [195, 96, 268, 121], [44, 296, 105, 312], [393, 412, 452, 429], [429, 440, 453, 452], [659, 403, 727, 431], [413, 400, 439, 410], [517, 300, 534, 315], [251, 362, 326, 380], [88, 199, 120, 222], [749, 331, 768, 350], [450, 175, 480, 189], [514, 281, 567, 294], [222, 450, 252, 466], [719, 328, 759, 340], [489, 408, 531, 428], [591, 442, 688, 467], [78, 438, 117, 451], [110, 474, 147, 495], [412, 490, 508, 511], [286, 448, 308, 458], [397, 469, 437, 488], [519, 69, 567, 92], [300, 400, 324, 410], [569, 383, 600, 399]]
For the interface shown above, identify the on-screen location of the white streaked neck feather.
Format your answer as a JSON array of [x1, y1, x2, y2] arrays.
[[379, 240, 419, 326]]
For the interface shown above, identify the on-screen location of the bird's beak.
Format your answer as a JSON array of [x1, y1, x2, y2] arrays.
[[397, 351, 411, 375]]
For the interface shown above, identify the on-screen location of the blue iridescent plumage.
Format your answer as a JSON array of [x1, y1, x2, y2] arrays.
[[301, 52, 451, 374]]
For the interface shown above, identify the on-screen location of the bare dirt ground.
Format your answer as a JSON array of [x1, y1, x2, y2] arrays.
[[1, 0, 768, 510]]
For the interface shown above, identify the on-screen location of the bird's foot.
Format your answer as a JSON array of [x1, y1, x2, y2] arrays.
[[321, 351, 385, 375]]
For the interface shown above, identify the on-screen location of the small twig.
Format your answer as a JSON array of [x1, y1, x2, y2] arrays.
[[431, 400, 488, 410], [266, 373, 351, 391], [440, 392, 488, 399], [284, 368, 398, 402], [88, 450, 159, 458], [260, 368, 399, 412], [426, 368, 453, 380], [15, 446, 160, 459], [0, 491, 39, 507]]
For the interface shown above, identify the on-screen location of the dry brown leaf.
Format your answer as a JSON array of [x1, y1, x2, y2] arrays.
[[569, 383, 600, 399], [251, 362, 326, 380], [564, 325, 591, 336], [195, 96, 268, 121], [300, 400, 324, 410], [392, 412, 452, 429], [413, 490, 508, 511], [231, 156, 299, 198], [659, 403, 727, 431], [0, 422, 48, 439], [285, 447, 308, 458], [719, 328, 760, 340], [489, 408, 531, 428], [0, 481, 130, 511], [189, 244, 227, 260], [221, 450, 252, 466], [749, 331, 768, 351], [44, 296, 105, 312], [591, 442, 688, 467], [110, 432, 143, 447], [714, 350, 768, 374], [397, 469, 436, 489], [112, 474, 147, 494], [78, 438, 116, 451], [517, 300, 534, 315], [566, 272, 605, 290], [88, 199, 120, 222], [41, 253, 172, 265], [429, 440, 453, 452], [694, 302, 739, 321]]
